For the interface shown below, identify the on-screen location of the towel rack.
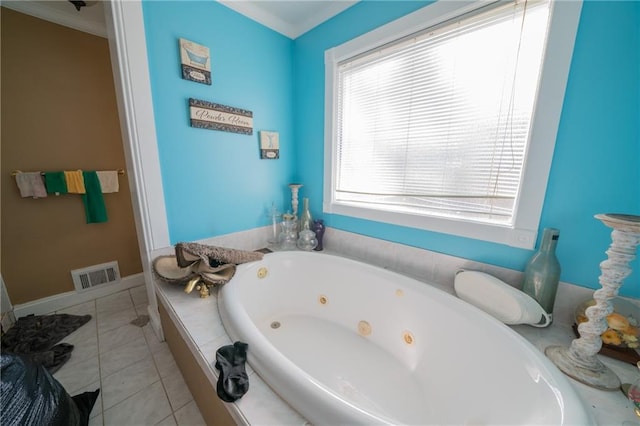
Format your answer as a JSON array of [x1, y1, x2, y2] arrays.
[[10, 169, 125, 176]]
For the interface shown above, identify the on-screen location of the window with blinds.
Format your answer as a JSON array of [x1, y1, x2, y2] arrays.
[[336, 0, 549, 224], [324, 0, 582, 248]]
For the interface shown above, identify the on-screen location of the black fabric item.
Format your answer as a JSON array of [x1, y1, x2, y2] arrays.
[[1, 314, 91, 373], [25, 343, 74, 375], [72, 389, 100, 425], [215, 341, 249, 402], [0, 353, 100, 426]]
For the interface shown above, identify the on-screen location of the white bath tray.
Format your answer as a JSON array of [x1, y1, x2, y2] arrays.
[[454, 270, 551, 327]]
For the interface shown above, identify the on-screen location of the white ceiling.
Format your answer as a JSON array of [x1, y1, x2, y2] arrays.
[[1, 0, 359, 40]]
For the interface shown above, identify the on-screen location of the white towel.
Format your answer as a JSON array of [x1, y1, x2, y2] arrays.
[[15, 172, 47, 198], [96, 171, 119, 193]]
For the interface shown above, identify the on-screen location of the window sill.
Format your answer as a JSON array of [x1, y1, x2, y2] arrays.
[[324, 201, 537, 249]]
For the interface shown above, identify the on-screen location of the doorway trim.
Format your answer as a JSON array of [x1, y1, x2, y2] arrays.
[[104, 0, 170, 338]]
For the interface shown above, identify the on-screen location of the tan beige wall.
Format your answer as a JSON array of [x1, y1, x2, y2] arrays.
[[1, 8, 142, 305]]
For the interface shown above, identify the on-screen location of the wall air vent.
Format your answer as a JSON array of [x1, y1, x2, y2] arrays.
[[71, 261, 121, 292]]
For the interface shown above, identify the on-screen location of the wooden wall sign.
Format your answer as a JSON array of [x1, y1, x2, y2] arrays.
[[189, 98, 253, 135]]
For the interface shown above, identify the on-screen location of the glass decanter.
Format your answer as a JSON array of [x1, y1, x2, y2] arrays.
[[296, 222, 318, 251], [278, 213, 297, 250]]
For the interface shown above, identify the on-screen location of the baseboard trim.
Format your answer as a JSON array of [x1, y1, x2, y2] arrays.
[[13, 273, 145, 318]]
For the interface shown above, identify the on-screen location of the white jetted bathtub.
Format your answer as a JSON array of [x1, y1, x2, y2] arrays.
[[218, 251, 593, 425]]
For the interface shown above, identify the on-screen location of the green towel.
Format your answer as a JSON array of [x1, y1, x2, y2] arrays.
[[43, 172, 68, 194], [82, 171, 108, 224]]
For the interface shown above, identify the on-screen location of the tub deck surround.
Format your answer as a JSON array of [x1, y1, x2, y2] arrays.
[[150, 227, 639, 425], [152, 261, 640, 426]]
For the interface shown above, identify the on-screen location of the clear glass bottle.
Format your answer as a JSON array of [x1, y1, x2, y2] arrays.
[[267, 203, 281, 249], [299, 197, 313, 232], [522, 228, 561, 321]]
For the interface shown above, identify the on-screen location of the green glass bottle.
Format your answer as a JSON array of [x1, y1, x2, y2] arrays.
[[522, 228, 561, 322], [299, 197, 313, 233]]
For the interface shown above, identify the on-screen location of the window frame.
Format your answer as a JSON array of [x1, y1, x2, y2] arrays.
[[323, 0, 582, 249]]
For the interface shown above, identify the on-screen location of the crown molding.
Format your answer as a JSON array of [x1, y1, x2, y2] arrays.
[[2, 1, 107, 38], [218, 1, 358, 39], [292, 1, 358, 38], [219, 0, 295, 38]]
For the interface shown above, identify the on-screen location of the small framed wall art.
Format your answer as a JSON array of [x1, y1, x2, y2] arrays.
[[180, 38, 211, 85], [259, 131, 280, 159]]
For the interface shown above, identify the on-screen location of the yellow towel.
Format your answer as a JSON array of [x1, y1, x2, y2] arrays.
[[64, 170, 86, 194]]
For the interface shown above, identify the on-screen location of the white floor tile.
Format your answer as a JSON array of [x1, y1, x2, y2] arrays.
[[101, 355, 160, 410], [103, 380, 172, 426], [88, 412, 103, 426], [57, 300, 96, 316], [96, 291, 134, 314], [156, 414, 177, 426], [48, 292, 205, 426], [63, 333, 99, 366], [152, 343, 178, 379], [162, 368, 193, 412], [155, 414, 177, 426], [174, 400, 206, 426], [130, 285, 149, 307], [97, 307, 138, 335], [100, 336, 150, 378], [98, 323, 144, 352], [62, 318, 98, 345], [135, 303, 150, 317], [143, 324, 164, 353], [53, 355, 100, 395]]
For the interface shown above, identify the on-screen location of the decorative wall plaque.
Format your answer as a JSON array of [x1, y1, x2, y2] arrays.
[[180, 38, 211, 85], [189, 98, 253, 135], [259, 131, 280, 159]]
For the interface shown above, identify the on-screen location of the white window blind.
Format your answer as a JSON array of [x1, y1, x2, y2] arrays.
[[335, 0, 551, 226]]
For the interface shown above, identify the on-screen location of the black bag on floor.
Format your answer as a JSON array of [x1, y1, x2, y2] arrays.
[[0, 353, 98, 426]]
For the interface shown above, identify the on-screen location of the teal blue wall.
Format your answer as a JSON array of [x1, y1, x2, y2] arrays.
[[293, 0, 639, 297], [142, 0, 295, 243], [143, 1, 639, 297]]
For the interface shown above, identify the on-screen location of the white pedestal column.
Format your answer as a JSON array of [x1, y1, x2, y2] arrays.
[[545, 214, 640, 390]]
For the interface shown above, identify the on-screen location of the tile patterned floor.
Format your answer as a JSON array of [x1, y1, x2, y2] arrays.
[[51, 286, 206, 426]]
